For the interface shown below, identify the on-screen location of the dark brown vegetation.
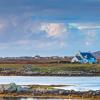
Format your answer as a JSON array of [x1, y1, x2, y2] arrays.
[[0, 57, 72, 64]]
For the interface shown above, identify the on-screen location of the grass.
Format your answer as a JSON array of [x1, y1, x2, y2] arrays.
[[0, 63, 100, 75], [29, 85, 67, 90]]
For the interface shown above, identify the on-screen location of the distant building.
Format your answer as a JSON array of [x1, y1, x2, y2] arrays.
[[71, 51, 96, 64], [34, 55, 41, 59]]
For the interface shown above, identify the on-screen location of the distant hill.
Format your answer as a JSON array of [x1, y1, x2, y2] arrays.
[[93, 51, 100, 58]]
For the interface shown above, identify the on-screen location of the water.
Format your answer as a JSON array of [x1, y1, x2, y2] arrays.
[[0, 76, 100, 91], [0, 76, 100, 100], [0, 97, 99, 100], [0, 98, 81, 100]]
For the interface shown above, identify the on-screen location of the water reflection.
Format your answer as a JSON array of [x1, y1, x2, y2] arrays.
[[1, 97, 100, 100], [0, 97, 80, 100]]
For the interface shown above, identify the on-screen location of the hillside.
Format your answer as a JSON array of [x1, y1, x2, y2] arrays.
[[93, 51, 100, 58]]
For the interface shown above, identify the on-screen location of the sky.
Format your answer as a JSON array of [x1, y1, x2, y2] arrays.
[[0, 0, 100, 57]]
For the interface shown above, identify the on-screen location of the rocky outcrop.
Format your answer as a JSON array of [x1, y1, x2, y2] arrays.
[[31, 89, 100, 97], [0, 83, 31, 93], [0, 83, 100, 98], [93, 51, 100, 58]]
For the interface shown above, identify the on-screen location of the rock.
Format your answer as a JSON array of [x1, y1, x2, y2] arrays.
[[0, 85, 5, 93], [16, 86, 23, 93], [95, 90, 100, 95], [7, 83, 17, 93]]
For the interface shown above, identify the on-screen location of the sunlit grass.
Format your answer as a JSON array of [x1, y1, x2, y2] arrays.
[[0, 63, 100, 72]]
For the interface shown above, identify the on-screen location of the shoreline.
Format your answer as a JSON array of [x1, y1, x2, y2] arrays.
[[0, 84, 100, 99], [0, 93, 100, 99], [0, 74, 100, 76]]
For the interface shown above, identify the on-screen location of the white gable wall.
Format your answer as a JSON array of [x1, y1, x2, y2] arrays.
[[71, 57, 79, 62]]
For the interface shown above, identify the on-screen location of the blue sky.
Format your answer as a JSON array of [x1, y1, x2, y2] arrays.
[[0, 0, 100, 57]]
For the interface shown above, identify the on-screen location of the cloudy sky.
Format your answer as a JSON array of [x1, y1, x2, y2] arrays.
[[0, 0, 100, 57]]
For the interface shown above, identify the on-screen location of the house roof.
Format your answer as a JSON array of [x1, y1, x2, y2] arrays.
[[76, 56, 82, 60], [80, 52, 95, 59]]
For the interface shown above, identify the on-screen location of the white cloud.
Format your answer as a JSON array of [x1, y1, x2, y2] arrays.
[[41, 23, 67, 37], [85, 30, 96, 37], [0, 24, 4, 30], [69, 23, 98, 46], [0, 19, 7, 32], [59, 41, 67, 48], [85, 30, 96, 46], [0, 16, 69, 50], [85, 41, 91, 46], [36, 42, 51, 49], [16, 40, 31, 45], [35, 40, 67, 50], [0, 43, 8, 50], [69, 23, 100, 30]]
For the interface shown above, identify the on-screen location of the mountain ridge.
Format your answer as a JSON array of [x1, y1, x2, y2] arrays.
[[93, 51, 100, 58]]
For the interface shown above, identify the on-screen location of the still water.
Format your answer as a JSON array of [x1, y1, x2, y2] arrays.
[[0, 76, 100, 91], [0, 98, 95, 100], [0, 97, 99, 100]]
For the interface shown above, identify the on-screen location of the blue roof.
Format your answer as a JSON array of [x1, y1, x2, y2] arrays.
[[76, 56, 82, 60], [80, 52, 95, 59]]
